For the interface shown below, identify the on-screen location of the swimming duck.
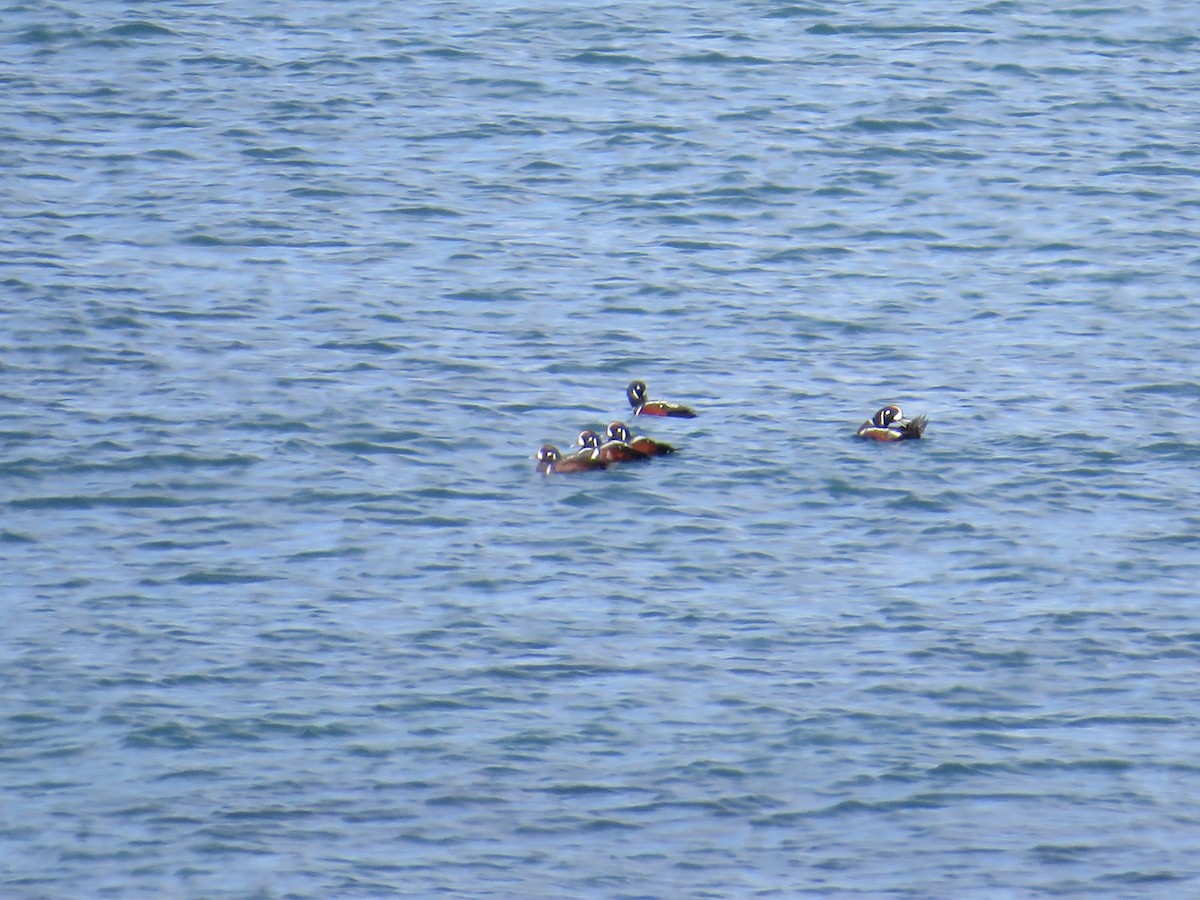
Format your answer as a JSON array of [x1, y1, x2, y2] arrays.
[[605, 422, 676, 457], [536, 444, 610, 474], [626, 380, 697, 418], [576, 429, 650, 463], [855, 405, 928, 441]]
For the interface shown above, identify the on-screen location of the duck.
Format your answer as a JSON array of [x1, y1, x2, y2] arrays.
[[535, 444, 610, 474], [626, 380, 697, 418], [576, 429, 650, 463], [855, 405, 928, 441], [605, 422, 676, 457]]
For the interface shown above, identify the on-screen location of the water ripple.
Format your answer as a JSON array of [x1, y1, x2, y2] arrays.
[[4, 1, 1200, 897]]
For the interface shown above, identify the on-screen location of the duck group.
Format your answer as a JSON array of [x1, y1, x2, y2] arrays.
[[536, 381, 927, 474], [536, 381, 687, 475]]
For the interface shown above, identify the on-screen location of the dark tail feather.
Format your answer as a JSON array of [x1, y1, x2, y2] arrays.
[[907, 415, 928, 438]]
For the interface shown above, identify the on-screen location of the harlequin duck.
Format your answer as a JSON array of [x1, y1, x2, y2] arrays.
[[605, 422, 676, 457], [626, 380, 697, 418], [535, 444, 610, 474], [576, 429, 650, 463], [855, 405, 928, 441]]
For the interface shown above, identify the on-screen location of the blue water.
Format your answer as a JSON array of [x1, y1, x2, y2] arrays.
[[4, 1, 1200, 896]]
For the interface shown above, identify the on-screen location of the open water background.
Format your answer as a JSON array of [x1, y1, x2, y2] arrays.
[[4, 1, 1200, 896]]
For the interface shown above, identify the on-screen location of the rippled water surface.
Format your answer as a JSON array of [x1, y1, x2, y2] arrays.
[[4, 1, 1200, 896]]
